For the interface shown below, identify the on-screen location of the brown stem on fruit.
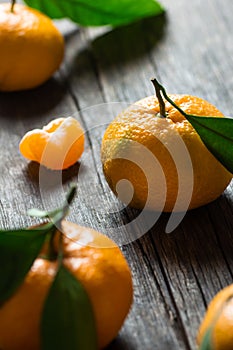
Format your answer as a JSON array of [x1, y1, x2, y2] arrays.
[[154, 78, 188, 118], [151, 78, 166, 118], [11, 0, 16, 13]]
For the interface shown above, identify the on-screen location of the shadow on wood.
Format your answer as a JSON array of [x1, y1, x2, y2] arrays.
[[65, 13, 166, 81], [91, 13, 167, 68], [143, 194, 233, 280], [24, 161, 81, 187], [114, 191, 233, 273], [107, 334, 136, 350], [0, 76, 68, 126]]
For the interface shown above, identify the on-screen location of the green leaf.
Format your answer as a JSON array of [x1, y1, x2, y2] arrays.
[[23, 0, 164, 26], [27, 208, 50, 218], [199, 328, 214, 350], [28, 207, 62, 219], [151, 78, 233, 175], [0, 223, 52, 304], [28, 185, 76, 221], [185, 115, 233, 174], [41, 264, 97, 350]]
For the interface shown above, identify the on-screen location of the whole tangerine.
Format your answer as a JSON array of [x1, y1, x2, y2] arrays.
[[0, 3, 64, 91], [0, 221, 133, 350], [101, 92, 232, 212]]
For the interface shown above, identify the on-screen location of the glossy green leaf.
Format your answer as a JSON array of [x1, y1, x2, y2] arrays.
[[0, 223, 52, 304], [41, 264, 97, 350], [23, 0, 164, 26], [199, 328, 213, 350], [186, 115, 233, 174]]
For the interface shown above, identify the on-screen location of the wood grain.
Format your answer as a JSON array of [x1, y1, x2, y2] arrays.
[[0, 0, 233, 349]]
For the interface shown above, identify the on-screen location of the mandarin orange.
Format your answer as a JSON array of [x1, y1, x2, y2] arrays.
[[101, 94, 232, 212], [0, 3, 64, 91], [0, 221, 133, 350]]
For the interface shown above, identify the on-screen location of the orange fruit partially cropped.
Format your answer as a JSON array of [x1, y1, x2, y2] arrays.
[[19, 117, 85, 170], [101, 94, 232, 212], [0, 3, 64, 91], [197, 284, 233, 349], [0, 221, 133, 350]]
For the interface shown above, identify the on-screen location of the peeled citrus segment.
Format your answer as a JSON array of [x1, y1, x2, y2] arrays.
[[19, 117, 85, 170], [19, 130, 49, 163], [43, 118, 64, 133]]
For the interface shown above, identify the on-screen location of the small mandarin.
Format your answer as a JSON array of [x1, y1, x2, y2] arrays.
[[0, 3, 64, 91], [101, 94, 232, 212], [19, 117, 85, 170], [197, 284, 233, 350], [0, 221, 133, 350]]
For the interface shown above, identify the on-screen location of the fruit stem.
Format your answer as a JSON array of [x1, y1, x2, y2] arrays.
[[151, 78, 167, 118], [44, 185, 77, 261], [152, 78, 188, 118], [11, 0, 16, 13]]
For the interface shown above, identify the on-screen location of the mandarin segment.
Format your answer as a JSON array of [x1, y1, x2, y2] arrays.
[[19, 117, 85, 170], [101, 94, 232, 212], [19, 130, 49, 163], [0, 221, 133, 350]]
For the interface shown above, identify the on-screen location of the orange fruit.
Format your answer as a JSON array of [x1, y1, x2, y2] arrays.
[[0, 3, 64, 91], [197, 284, 233, 349], [101, 94, 232, 212], [19, 117, 85, 170], [0, 221, 133, 350]]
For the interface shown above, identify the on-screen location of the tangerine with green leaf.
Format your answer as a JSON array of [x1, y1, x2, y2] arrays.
[[0, 188, 133, 350], [101, 79, 232, 212], [0, 1, 64, 91]]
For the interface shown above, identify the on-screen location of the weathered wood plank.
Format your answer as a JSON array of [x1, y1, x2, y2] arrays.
[[63, 0, 233, 348], [61, 24, 189, 350]]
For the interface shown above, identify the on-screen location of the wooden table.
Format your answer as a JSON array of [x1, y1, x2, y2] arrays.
[[1, 0, 233, 349]]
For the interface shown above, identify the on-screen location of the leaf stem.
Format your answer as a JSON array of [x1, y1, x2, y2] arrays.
[[151, 77, 188, 118], [151, 78, 188, 117], [47, 185, 77, 261], [31, 185, 77, 261], [11, 0, 16, 13], [151, 78, 167, 118]]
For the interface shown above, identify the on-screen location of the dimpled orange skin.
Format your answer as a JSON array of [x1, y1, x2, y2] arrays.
[[19, 117, 85, 170], [0, 221, 133, 350], [0, 3, 64, 91], [101, 94, 232, 212], [197, 284, 233, 349]]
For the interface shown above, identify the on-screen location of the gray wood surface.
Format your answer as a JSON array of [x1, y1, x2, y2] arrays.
[[1, 0, 233, 349]]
